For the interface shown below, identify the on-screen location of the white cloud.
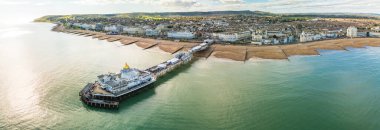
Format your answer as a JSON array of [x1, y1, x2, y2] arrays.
[[236, 0, 370, 13], [217, 0, 244, 4], [71, 0, 128, 5], [198, 0, 380, 14], [160, 0, 201, 8], [62, 0, 380, 13], [0, 0, 30, 5]]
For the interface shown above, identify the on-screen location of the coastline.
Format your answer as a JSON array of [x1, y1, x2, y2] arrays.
[[56, 27, 380, 62]]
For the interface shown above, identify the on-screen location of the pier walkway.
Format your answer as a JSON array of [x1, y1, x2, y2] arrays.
[[145, 40, 213, 78]]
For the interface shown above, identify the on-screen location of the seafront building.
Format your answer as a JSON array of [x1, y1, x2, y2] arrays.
[[300, 32, 313, 43], [123, 27, 145, 35], [283, 36, 295, 44], [298, 30, 342, 43], [347, 26, 358, 38], [215, 33, 239, 42], [251, 33, 264, 45], [104, 25, 116, 32], [372, 27, 380, 32], [167, 31, 195, 39], [213, 31, 251, 42], [145, 29, 160, 36], [370, 32, 380, 37], [252, 32, 265, 42], [250, 29, 296, 45], [71, 23, 92, 30], [322, 30, 339, 39]]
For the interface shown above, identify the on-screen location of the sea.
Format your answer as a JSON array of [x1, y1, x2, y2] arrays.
[[1, 23, 380, 130]]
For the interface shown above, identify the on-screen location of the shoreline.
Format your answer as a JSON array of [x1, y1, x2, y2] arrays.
[[57, 28, 380, 62]]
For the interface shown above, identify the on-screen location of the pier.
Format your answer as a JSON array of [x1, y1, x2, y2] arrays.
[[79, 39, 214, 109]]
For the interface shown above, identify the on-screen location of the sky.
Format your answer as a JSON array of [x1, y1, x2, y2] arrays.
[[0, 0, 379, 24]]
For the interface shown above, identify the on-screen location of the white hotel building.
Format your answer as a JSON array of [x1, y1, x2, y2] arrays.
[[347, 26, 358, 38], [123, 27, 145, 35], [214, 31, 251, 42], [167, 31, 195, 39], [299, 32, 313, 43]]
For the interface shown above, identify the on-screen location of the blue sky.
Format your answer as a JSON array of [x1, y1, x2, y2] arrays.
[[0, 0, 379, 24]]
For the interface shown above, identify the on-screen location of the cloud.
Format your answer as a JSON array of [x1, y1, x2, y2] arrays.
[[71, 0, 128, 5], [65, 0, 380, 13], [71, 0, 242, 7], [160, 0, 201, 8], [270, 0, 379, 13], [217, 0, 244, 4], [204, 0, 380, 14], [34, 1, 51, 6], [0, 0, 30, 5]]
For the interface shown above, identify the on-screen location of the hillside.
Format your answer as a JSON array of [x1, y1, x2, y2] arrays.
[[35, 10, 380, 23], [34, 10, 276, 22]]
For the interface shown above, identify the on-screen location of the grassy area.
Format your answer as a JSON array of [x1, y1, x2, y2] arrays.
[[137, 15, 170, 21], [34, 15, 74, 23], [280, 17, 312, 22]]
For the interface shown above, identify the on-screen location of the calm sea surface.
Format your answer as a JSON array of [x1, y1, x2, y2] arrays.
[[1, 23, 380, 130]]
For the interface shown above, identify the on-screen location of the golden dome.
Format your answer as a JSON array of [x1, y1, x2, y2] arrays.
[[123, 63, 130, 70]]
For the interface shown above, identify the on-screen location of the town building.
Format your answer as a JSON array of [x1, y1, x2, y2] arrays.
[[156, 24, 170, 32], [145, 29, 160, 36], [251, 30, 266, 45], [370, 32, 380, 37], [267, 31, 286, 37], [216, 33, 239, 42], [95, 24, 104, 31], [167, 31, 195, 39], [80, 24, 92, 30], [214, 31, 251, 42], [347, 26, 358, 38], [123, 27, 145, 35], [282, 36, 295, 44], [300, 32, 313, 43], [104, 25, 118, 32], [252, 34, 263, 42], [263, 39, 272, 44], [213, 20, 229, 26], [273, 39, 280, 44], [372, 26, 380, 32]]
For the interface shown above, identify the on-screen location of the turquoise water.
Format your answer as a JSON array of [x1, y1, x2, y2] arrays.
[[1, 23, 380, 129]]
